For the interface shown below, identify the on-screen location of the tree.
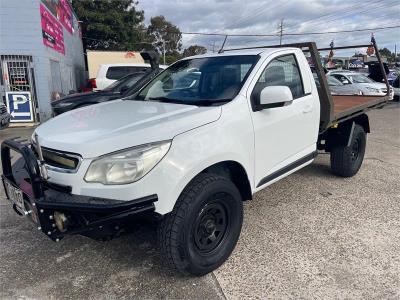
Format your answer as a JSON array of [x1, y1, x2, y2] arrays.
[[72, 0, 146, 51], [183, 45, 207, 57], [379, 48, 395, 62], [147, 16, 182, 64]]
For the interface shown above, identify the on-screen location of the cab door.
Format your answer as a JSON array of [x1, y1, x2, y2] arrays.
[[249, 51, 319, 188]]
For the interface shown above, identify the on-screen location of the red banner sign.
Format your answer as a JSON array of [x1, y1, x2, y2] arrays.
[[41, 0, 73, 34], [59, 0, 73, 34], [40, 4, 65, 55]]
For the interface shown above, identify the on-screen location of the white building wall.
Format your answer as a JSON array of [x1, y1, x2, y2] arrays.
[[0, 0, 85, 122]]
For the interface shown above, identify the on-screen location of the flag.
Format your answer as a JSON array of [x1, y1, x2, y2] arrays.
[[367, 33, 375, 56]]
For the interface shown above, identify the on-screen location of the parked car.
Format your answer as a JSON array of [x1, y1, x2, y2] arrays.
[[52, 52, 166, 115], [314, 74, 362, 95], [52, 71, 158, 115], [1, 41, 391, 276], [89, 63, 168, 91], [387, 70, 399, 86], [327, 75, 362, 95], [0, 102, 11, 129], [392, 75, 400, 101], [329, 71, 394, 99]]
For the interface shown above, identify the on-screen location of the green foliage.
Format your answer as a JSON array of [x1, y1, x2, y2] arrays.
[[72, 0, 146, 50], [165, 51, 183, 65], [72, 2, 206, 64], [183, 45, 207, 57], [147, 16, 182, 56], [378, 48, 398, 62]]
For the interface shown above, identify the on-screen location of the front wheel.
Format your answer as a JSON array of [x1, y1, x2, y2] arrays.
[[158, 173, 243, 276], [330, 124, 366, 177]]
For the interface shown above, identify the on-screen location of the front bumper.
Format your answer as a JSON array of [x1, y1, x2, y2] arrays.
[[1, 138, 158, 241]]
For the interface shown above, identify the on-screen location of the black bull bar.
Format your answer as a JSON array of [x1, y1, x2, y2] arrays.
[[1, 138, 157, 241]]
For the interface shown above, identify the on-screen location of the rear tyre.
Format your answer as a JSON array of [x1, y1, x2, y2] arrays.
[[158, 173, 243, 276], [330, 124, 366, 177]]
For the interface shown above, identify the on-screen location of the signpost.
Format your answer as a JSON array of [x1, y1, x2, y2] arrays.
[[5, 92, 34, 122]]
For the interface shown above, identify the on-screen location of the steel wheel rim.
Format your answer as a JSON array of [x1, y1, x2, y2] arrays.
[[193, 197, 229, 254], [351, 138, 360, 161]]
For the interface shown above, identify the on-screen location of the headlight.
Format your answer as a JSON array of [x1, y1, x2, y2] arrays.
[[365, 87, 380, 93], [84, 141, 171, 185]]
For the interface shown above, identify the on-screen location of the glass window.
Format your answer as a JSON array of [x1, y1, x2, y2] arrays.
[[332, 74, 349, 83], [327, 76, 343, 86], [254, 54, 305, 99], [104, 73, 145, 92], [134, 55, 259, 106], [106, 66, 150, 80], [348, 74, 374, 83]]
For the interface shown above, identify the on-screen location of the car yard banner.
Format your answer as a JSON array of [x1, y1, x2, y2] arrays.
[[40, 3, 65, 54], [5, 92, 34, 123], [41, 0, 73, 34]]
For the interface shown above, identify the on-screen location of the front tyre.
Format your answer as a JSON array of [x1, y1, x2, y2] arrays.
[[330, 124, 366, 177], [158, 173, 243, 276]]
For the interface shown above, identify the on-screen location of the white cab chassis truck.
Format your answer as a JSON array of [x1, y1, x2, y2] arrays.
[[1, 41, 390, 276]]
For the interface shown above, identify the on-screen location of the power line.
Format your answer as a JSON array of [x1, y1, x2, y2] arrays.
[[179, 25, 400, 37], [284, 0, 387, 31], [297, 0, 399, 30]]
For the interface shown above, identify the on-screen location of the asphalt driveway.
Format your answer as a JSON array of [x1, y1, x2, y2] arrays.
[[1, 102, 399, 299]]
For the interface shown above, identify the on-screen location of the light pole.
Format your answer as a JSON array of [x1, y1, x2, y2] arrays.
[[162, 40, 166, 65]]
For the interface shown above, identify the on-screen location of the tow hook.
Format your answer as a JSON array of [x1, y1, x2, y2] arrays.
[[53, 211, 69, 232]]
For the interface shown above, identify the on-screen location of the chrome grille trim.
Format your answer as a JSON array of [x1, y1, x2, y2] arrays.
[[31, 142, 82, 173]]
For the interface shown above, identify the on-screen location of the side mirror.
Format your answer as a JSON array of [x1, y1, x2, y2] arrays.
[[341, 79, 350, 84], [257, 86, 293, 110]]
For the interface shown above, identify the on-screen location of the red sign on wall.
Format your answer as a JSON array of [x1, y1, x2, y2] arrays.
[[40, 4, 65, 55], [41, 0, 73, 34], [59, 0, 73, 34]]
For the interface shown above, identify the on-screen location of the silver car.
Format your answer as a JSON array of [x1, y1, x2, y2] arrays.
[[328, 71, 394, 99], [326, 75, 362, 95], [313, 74, 362, 95]]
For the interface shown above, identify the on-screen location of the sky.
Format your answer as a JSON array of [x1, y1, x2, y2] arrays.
[[137, 0, 400, 56]]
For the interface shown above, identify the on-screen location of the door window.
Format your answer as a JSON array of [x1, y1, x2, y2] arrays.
[[252, 54, 305, 102]]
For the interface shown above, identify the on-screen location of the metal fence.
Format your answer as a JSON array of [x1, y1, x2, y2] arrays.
[[0, 55, 38, 122]]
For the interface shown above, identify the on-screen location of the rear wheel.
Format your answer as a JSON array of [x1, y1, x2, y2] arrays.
[[158, 173, 243, 276], [330, 124, 366, 177]]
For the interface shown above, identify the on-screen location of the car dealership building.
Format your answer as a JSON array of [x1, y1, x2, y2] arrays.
[[0, 0, 85, 123]]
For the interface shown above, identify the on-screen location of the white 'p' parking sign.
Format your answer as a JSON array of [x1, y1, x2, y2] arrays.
[[5, 91, 34, 122]]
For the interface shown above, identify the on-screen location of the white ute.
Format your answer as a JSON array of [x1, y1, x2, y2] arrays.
[[1, 41, 391, 276]]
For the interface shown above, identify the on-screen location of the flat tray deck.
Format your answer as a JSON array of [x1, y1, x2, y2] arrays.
[[332, 95, 387, 120]]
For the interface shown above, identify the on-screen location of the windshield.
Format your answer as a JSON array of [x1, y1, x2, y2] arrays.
[[327, 76, 343, 86], [104, 72, 145, 92], [134, 55, 259, 106], [349, 74, 374, 83]]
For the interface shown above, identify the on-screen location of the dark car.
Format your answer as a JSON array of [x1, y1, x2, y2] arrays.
[[52, 51, 163, 115], [52, 72, 145, 115]]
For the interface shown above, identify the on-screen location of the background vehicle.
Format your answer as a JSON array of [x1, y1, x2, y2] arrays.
[[392, 75, 400, 101], [0, 102, 11, 129], [388, 70, 399, 85], [329, 71, 394, 98], [314, 74, 362, 95], [53, 52, 165, 115], [1, 40, 391, 276], [89, 63, 152, 91]]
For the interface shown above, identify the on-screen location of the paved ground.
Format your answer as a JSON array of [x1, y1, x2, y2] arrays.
[[0, 102, 399, 299]]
